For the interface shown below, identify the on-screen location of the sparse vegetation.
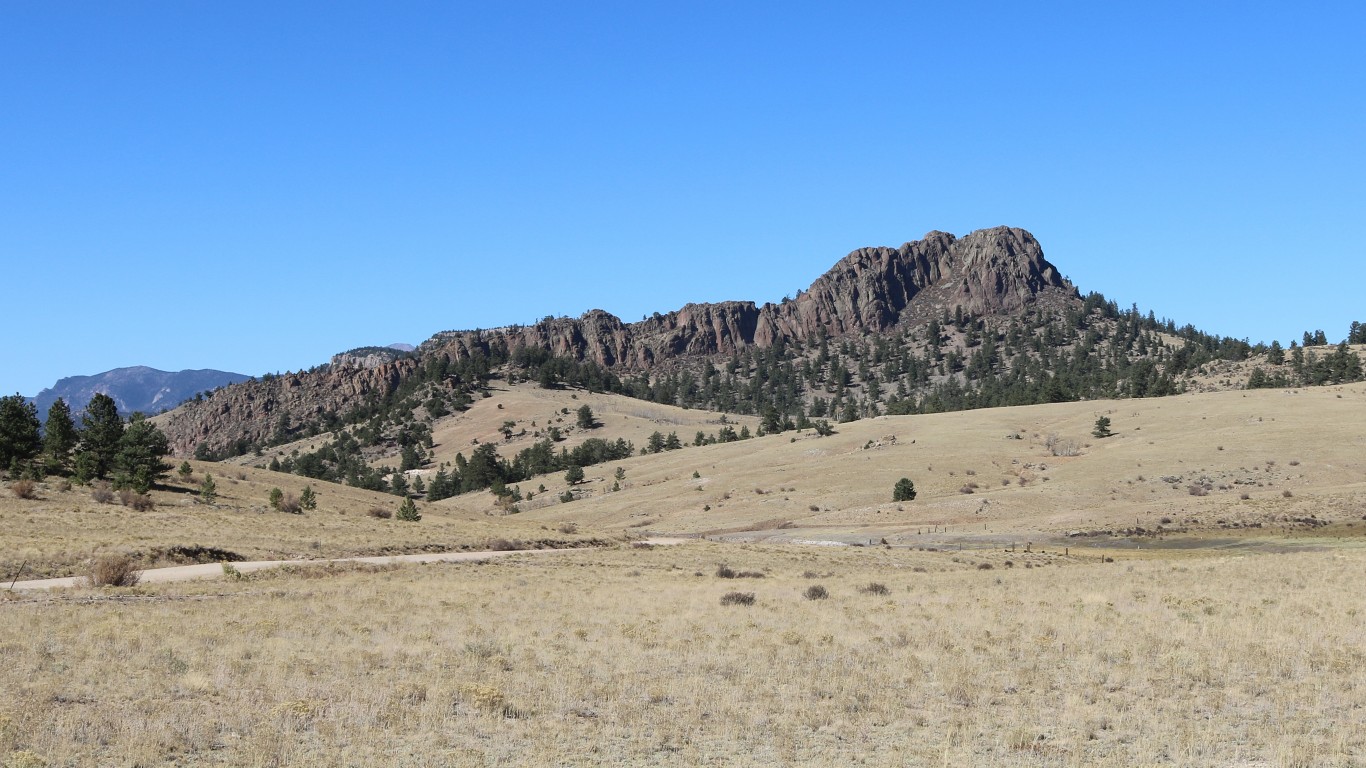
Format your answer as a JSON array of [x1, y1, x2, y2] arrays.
[[720, 591, 756, 606], [86, 553, 141, 587], [9, 479, 36, 499], [803, 584, 829, 600]]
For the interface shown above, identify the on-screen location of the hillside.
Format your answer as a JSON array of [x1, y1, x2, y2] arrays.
[[152, 225, 1365, 519]]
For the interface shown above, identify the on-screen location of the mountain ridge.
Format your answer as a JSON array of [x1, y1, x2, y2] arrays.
[[29, 366, 251, 422]]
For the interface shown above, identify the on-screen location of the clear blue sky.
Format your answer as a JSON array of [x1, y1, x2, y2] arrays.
[[4, 2, 1363, 396]]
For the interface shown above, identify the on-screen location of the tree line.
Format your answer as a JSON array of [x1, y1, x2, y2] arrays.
[[0, 392, 171, 493]]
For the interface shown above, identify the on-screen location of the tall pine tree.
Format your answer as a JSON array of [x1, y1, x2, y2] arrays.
[[75, 393, 125, 482], [0, 394, 41, 475], [42, 398, 78, 475]]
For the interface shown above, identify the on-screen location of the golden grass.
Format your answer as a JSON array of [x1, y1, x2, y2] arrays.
[[3, 542, 1365, 766], [0, 464, 601, 581]]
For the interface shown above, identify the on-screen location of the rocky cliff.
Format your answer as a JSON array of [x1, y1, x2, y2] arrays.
[[158, 226, 1072, 457], [428, 226, 1071, 367], [155, 359, 418, 457]]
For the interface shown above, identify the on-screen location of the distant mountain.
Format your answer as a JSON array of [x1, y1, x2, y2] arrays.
[[30, 366, 252, 421]]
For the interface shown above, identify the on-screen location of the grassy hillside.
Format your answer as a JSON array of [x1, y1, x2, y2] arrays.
[[5, 384, 1366, 765]]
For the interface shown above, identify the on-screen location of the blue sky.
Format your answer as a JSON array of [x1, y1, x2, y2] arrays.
[[3, 2, 1363, 396]]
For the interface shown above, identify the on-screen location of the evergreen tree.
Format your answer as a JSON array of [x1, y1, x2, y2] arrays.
[[390, 472, 409, 497], [269, 487, 284, 510], [892, 478, 917, 502], [1266, 340, 1285, 366], [199, 474, 218, 503], [565, 465, 585, 485], [397, 496, 421, 522], [76, 393, 125, 481], [299, 485, 318, 510], [1092, 415, 1113, 439], [178, 460, 193, 482], [113, 414, 171, 493], [0, 393, 42, 475], [42, 398, 78, 475], [576, 404, 596, 429]]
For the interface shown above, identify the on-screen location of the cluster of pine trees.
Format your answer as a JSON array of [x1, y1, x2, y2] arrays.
[[0, 393, 171, 493]]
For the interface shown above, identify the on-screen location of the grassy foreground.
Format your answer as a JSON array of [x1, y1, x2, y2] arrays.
[[3, 541, 1364, 767]]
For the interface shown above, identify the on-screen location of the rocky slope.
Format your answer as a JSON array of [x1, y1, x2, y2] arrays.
[[429, 226, 1071, 367], [157, 226, 1073, 457]]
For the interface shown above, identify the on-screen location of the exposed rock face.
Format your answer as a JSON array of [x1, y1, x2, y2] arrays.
[[155, 359, 417, 457], [158, 226, 1071, 457], [429, 226, 1070, 367]]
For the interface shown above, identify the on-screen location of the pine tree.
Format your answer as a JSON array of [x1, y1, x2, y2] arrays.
[[113, 414, 171, 493], [178, 461, 193, 481], [299, 485, 318, 510], [199, 474, 218, 503], [0, 393, 42, 475], [1092, 415, 1113, 439], [76, 393, 124, 481], [565, 465, 585, 485], [269, 487, 284, 510], [892, 478, 917, 502], [576, 404, 596, 429], [42, 398, 78, 475], [397, 496, 421, 522]]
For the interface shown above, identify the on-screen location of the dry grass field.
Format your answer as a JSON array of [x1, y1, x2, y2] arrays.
[[3, 543, 1365, 766], [4, 384, 1366, 766]]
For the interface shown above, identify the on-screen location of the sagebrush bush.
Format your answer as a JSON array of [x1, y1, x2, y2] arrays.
[[88, 554, 141, 587], [9, 479, 37, 499], [278, 493, 302, 514], [803, 585, 829, 600], [91, 481, 114, 504], [720, 591, 756, 606], [367, 507, 392, 519], [858, 582, 890, 596], [486, 538, 519, 551]]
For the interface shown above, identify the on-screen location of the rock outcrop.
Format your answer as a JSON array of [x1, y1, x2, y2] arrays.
[[155, 359, 417, 457], [428, 226, 1070, 367], [158, 226, 1072, 457]]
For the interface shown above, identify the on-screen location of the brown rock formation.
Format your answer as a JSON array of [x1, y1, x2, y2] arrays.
[[158, 226, 1071, 457]]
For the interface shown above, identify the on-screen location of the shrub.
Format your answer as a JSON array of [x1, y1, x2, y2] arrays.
[[715, 564, 736, 579], [557, 521, 578, 534], [720, 591, 756, 606], [977, 562, 994, 570], [269, 487, 284, 510], [892, 478, 917, 502], [367, 507, 393, 519], [1283, 490, 1294, 498], [88, 554, 141, 587], [959, 485, 975, 494], [486, 538, 519, 551], [803, 584, 829, 600], [91, 481, 115, 504], [9, 479, 37, 499], [278, 493, 302, 514], [126, 492, 154, 511], [858, 582, 890, 595]]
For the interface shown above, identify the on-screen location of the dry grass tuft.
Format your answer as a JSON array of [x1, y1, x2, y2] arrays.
[[87, 554, 141, 587], [9, 479, 37, 499], [90, 481, 114, 504]]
